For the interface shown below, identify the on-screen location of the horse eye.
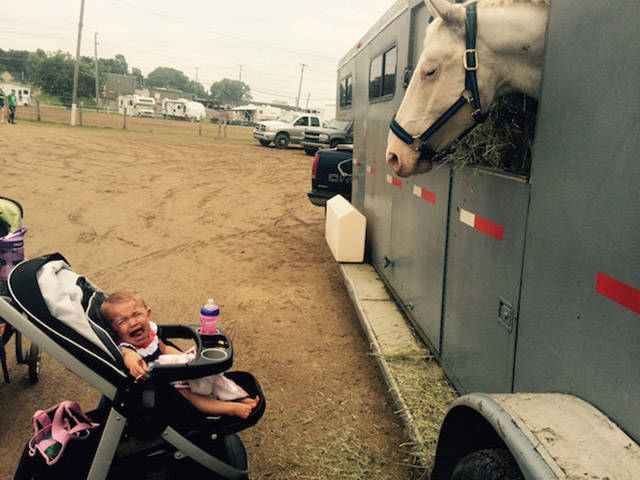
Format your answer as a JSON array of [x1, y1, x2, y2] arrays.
[[426, 68, 437, 77]]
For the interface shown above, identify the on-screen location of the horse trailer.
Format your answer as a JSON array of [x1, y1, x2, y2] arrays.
[[338, 0, 639, 478]]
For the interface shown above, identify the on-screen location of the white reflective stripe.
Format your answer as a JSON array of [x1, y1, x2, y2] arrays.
[[366, 165, 372, 173], [413, 185, 422, 197], [386, 174, 393, 184], [459, 208, 476, 227]]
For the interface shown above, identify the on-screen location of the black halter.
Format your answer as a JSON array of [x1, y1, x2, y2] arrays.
[[390, 3, 486, 156]]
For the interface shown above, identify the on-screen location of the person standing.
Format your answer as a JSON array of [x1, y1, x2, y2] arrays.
[[7, 89, 17, 124], [0, 87, 5, 124]]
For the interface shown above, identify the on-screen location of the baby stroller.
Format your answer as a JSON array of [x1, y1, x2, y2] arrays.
[[0, 196, 41, 384], [0, 253, 265, 479]]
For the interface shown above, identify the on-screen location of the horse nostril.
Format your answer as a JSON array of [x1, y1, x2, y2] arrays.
[[387, 152, 399, 169]]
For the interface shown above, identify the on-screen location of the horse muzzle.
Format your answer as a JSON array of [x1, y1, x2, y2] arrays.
[[386, 137, 436, 177]]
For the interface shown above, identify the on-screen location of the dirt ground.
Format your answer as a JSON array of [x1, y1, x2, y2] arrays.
[[0, 112, 417, 479]]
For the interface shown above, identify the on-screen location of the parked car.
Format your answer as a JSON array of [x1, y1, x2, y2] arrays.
[[301, 119, 354, 156], [253, 113, 321, 148], [307, 145, 352, 207]]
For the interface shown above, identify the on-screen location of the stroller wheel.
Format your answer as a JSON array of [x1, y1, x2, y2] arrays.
[[221, 433, 248, 472], [28, 343, 40, 384], [15, 330, 28, 364]]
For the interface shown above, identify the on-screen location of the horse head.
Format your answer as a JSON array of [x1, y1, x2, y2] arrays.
[[386, 0, 548, 177]]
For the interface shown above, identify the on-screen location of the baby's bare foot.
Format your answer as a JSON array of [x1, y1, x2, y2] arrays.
[[240, 395, 260, 408], [232, 403, 252, 419]]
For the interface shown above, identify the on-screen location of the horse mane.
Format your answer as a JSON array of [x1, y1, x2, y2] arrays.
[[472, 0, 548, 7]]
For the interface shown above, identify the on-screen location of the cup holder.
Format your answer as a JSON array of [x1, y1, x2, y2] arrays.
[[201, 348, 228, 362]]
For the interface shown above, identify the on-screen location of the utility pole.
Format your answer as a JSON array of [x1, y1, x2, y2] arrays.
[[71, 0, 86, 126], [195, 67, 199, 83], [238, 64, 244, 82], [94, 32, 99, 112], [295, 63, 307, 109], [305, 92, 311, 110]]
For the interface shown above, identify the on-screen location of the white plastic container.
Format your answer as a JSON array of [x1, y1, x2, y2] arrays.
[[325, 195, 366, 263]]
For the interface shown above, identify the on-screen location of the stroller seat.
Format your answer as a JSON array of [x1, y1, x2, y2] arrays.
[[0, 253, 265, 480]]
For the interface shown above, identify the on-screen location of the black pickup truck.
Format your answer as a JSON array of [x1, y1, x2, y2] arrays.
[[301, 119, 354, 156], [307, 145, 352, 207]]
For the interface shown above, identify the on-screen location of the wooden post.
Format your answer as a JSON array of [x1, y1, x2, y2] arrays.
[[223, 114, 227, 138], [123, 107, 127, 130], [217, 115, 221, 137], [79, 101, 83, 126], [36, 100, 41, 122], [198, 119, 202, 136]]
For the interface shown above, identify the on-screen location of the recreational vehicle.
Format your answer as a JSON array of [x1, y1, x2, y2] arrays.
[[162, 98, 206, 121], [0, 84, 31, 107], [339, 0, 639, 478], [118, 94, 155, 117]]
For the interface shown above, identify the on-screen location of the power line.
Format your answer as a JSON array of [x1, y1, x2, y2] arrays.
[[112, 0, 339, 61], [0, 29, 337, 83]]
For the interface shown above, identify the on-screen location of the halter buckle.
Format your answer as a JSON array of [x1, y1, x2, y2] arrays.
[[410, 137, 426, 152], [471, 109, 486, 123], [463, 49, 478, 71]]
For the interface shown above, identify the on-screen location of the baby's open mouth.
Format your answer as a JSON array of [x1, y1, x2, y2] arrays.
[[130, 327, 144, 338]]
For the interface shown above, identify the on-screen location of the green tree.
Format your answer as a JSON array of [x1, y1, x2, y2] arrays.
[[30, 51, 94, 101], [209, 79, 251, 106], [188, 80, 207, 97], [131, 67, 144, 88], [0, 49, 30, 77], [146, 67, 191, 91]]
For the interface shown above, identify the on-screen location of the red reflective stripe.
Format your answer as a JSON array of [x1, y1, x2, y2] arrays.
[[421, 189, 436, 204], [392, 177, 402, 188], [370, 167, 376, 176], [596, 272, 640, 314], [354, 159, 362, 166], [474, 215, 504, 241]]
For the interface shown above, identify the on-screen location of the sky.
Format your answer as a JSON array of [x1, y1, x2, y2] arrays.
[[0, 0, 397, 110]]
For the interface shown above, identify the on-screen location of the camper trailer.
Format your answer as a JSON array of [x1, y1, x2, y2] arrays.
[[162, 98, 206, 121], [118, 95, 155, 117], [0, 84, 31, 107], [340, 0, 639, 478]]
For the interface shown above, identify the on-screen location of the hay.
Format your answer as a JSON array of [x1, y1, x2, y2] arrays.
[[382, 354, 459, 474], [436, 93, 538, 175]]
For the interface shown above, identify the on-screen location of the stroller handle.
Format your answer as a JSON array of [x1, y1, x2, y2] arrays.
[[145, 325, 234, 383]]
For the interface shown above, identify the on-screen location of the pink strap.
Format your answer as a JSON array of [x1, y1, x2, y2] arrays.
[[28, 401, 99, 466]]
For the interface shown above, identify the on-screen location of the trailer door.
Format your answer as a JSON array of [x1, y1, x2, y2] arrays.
[[386, 2, 449, 352]]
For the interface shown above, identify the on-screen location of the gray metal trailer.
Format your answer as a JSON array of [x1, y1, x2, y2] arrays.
[[337, 1, 640, 478]]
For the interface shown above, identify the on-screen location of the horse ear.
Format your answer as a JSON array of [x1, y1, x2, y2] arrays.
[[425, 0, 465, 25]]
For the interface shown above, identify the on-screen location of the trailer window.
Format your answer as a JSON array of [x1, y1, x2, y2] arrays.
[[369, 46, 397, 101], [340, 74, 352, 107]]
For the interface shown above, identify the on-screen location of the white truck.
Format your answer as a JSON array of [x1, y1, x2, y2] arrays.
[[162, 98, 206, 121], [253, 112, 321, 148], [118, 95, 155, 117]]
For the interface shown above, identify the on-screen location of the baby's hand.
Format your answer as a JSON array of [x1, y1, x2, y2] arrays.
[[123, 351, 149, 380]]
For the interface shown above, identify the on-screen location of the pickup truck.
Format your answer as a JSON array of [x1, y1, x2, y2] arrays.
[[253, 113, 321, 148], [307, 145, 352, 207], [300, 119, 354, 156]]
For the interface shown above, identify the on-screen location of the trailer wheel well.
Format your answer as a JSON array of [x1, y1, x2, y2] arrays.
[[431, 406, 510, 480]]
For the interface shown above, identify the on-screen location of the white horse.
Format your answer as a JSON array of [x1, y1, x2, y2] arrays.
[[386, 0, 549, 177]]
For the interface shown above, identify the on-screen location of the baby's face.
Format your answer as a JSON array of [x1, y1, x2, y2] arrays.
[[107, 300, 152, 348]]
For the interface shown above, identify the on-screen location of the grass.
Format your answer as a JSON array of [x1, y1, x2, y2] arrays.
[[34, 93, 97, 107]]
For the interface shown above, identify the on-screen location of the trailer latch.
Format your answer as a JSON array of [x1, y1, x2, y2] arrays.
[[497, 297, 514, 331]]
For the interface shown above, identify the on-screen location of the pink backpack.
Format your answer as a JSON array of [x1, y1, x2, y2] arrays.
[[28, 401, 99, 466]]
